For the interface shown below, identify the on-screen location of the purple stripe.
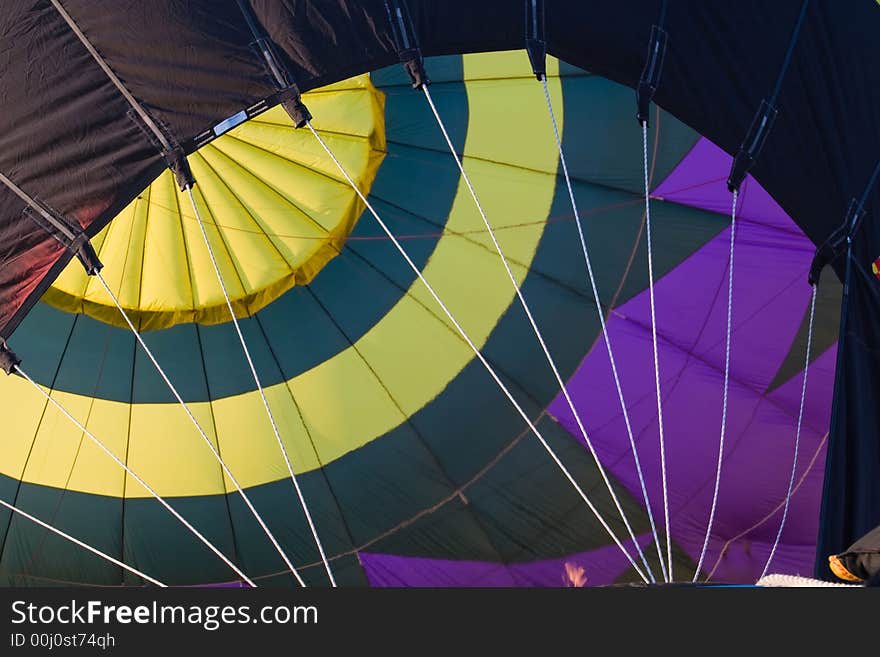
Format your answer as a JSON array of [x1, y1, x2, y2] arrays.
[[360, 534, 655, 587], [547, 138, 832, 583]]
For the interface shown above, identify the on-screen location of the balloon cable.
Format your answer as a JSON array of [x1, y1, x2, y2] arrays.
[[421, 84, 656, 581], [93, 272, 307, 587], [0, 495, 166, 587], [693, 189, 738, 581], [641, 119, 673, 582], [305, 120, 650, 583], [759, 283, 817, 580], [12, 364, 255, 587], [185, 186, 337, 588], [538, 71, 668, 583]]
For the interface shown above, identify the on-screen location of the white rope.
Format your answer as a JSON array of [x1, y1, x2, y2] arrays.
[[760, 284, 817, 580], [306, 120, 649, 583], [94, 272, 306, 587], [641, 119, 673, 581], [536, 74, 666, 582], [185, 186, 336, 587], [422, 84, 656, 581], [0, 496, 166, 587], [693, 189, 738, 581], [12, 365, 255, 587], [542, 77, 668, 581]]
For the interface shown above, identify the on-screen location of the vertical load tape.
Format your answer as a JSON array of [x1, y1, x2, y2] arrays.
[[385, 0, 429, 88], [727, 100, 778, 193], [0, 172, 103, 276], [235, 0, 312, 128], [525, 0, 546, 80], [636, 25, 668, 125], [808, 198, 866, 286]]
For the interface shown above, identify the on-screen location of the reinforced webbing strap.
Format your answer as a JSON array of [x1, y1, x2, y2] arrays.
[[809, 199, 865, 286], [234, 0, 312, 128], [384, 0, 429, 88], [0, 171, 102, 277], [809, 157, 880, 286], [525, 0, 546, 80], [727, 0, 810, 193], [636, 25, 668, 126]]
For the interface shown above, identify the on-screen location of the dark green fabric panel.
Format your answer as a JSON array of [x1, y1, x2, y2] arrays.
[[361, 496, 501, 563], [121, 494, 238, 587], [0, 478, 123, 587], [52, 315, 131, 400], [318, 421, 490, 557], [0, 475, 21, 584], [9, 304, 79, 388], [222, 474, 356, 587], [558, 73, 701, 196], [767, 274, 842, 392], [594, 196, 733, 309], [282, 553, 366, 588], [370, 54, 471, 88], [452, 415, 647, 560], [132, 323, 208, 403]]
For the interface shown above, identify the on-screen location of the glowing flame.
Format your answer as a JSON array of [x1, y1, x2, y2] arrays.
[[563, 562, 587, 587]]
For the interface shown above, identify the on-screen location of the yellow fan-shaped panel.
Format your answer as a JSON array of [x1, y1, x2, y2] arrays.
[[43, 75, 386, 331]]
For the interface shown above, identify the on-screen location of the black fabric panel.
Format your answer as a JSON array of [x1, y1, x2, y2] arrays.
[[0, 2, 158, 220], [251, 0, 398, 89], [0, 186, 65, 338], [546, 0, 880, 262], [0, 1, 161, 337], [251, 0, 522, 91], [815, 252, 880, 579], [62, 0, 277, 140]]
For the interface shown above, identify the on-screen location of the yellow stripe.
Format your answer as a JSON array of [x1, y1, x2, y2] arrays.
[[3, 52, 564, 497]]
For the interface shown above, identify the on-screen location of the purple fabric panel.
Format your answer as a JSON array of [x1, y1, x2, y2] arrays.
[[652, 137, 797, 235], [668, 350, 832, 581], [360, 534, 655, 587], [547, 141, 833, 582], [769, 344, 837, 442], [359, 553, 518, 587]]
